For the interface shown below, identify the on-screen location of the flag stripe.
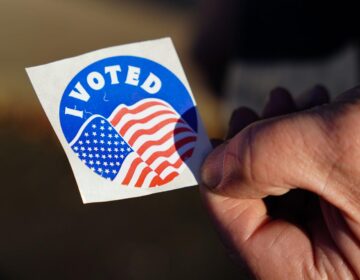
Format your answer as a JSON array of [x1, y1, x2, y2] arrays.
[[116, 152, 138, 183], [127, 118, 184, 146], [114, 104, 173, 129], [134, 165, 153, 187], [142, 171, 158, 188], [149, 148, 188, 170], [140, 134, 195, 162], [159, 165, 184, 180], [119, 109, 175, 135], [128, 161, 149, 187], [150, 171, 179, 188], [122, 157, 143, 185], [136, 128, 194, 155], [155, 148, 194, 175], [109, 98, 197, 188], [122, 113, 180, 141], [155, 156, 184, 175], [132, 124, 192, 151], [145, 137, 196, 165], [110, 100, 169, 126]]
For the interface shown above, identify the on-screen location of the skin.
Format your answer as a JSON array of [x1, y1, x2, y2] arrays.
[[201, 86, 360, 279]]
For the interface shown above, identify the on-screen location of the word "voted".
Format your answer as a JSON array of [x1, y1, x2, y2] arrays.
[[64, 64, 162, 119]]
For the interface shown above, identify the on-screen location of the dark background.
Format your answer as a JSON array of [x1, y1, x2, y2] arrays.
[[1, 0, 359, 279], [1, 114, 240, 279], [0, 0, 239, 279]]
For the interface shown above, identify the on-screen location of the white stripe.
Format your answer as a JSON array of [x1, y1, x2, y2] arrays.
[[69, 114, 103, 146], [140, 136, 176, 161], [121, 113, 179, 141], [159, 164, 185, 179], [154, 140, 196, 169], [147, 136, 196, 171], [141, 133, 196, 161], [128, 161, 148, 187], [152, 142, 195, 176], [132, 122, 194, 151], [107, 98, 171, 120], [142, 171, 158, 188], [115, 152, 138, 183], [114, 104, 176, 129], [175, 141, 197, 158], [150, 149, 182, 170]]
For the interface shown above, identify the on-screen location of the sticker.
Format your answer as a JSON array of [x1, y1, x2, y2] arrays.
[[26, 38, 212, 203]]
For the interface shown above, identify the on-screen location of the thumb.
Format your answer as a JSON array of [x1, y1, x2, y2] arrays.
[[201, 108, 358, 216]]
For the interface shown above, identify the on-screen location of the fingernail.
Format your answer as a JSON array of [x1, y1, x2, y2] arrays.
[[201, 144, 226, 189]]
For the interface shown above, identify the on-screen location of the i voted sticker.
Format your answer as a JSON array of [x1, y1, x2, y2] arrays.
[[60, 56, 198, 187], [26, 38, 211, 203]]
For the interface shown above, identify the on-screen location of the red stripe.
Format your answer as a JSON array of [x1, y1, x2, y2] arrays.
[[120, 109, 176, 135], [134, 166, 152, 187], [161, 171, 179, 185], [137, 127, 193, 155], [122, 157, 142, 185], [149, 171, 179, 187], [112, 99, 198, 188], [127, 118, 184, 146], [179, 147, 194, 161], [120, 137, 195, 188], [149, 176, 159, 187], [146, 136, 197, 165], [155, 148, 194, 175], [155, 156, 183, 175], [110, 101, 168, 126]]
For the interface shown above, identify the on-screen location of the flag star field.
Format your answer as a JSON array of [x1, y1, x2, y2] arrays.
[[71, 116, 132, 181]]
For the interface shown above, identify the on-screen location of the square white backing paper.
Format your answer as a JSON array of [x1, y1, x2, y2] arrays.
[[26, 38, 212, 203]]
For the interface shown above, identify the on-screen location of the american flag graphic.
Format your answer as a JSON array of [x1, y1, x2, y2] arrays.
[[70, 98, 197, 188]]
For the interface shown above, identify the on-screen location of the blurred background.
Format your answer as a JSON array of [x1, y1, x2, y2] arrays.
[[0, 0, 359, 279]]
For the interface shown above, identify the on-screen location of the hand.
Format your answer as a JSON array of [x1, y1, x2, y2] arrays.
[[201, 86, 360, 279]]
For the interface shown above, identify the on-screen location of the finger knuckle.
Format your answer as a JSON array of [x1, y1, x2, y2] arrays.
[[228, 117, 298, 188]]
